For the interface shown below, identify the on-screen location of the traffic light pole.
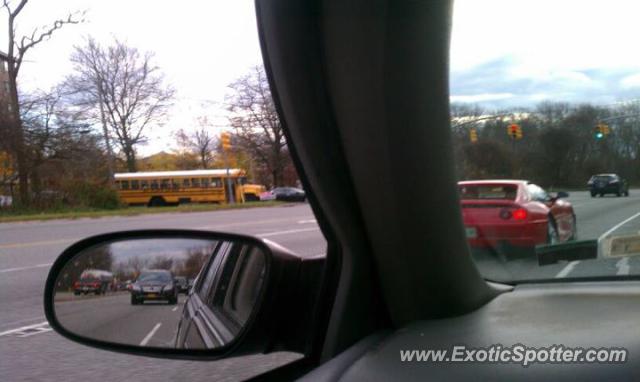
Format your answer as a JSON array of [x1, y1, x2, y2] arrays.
[[224, 150, 235, 204]]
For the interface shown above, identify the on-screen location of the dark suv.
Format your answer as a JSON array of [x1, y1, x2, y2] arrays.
[[588, 174, 629, 197]]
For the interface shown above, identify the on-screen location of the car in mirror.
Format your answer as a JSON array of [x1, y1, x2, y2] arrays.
[[44, 230, 324, 359]]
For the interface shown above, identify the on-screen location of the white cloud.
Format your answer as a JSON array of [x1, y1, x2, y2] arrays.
[[451, 93, 514, 103], [621, 74, 640, 89]]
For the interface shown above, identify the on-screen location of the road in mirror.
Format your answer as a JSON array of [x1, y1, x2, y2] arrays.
[[53, 237, 266, 349]]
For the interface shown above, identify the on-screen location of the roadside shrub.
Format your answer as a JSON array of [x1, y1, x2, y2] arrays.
[[62, 181, 122, 209]]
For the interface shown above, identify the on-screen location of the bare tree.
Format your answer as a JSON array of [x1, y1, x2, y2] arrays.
[[175, 117, 215, 169], [227, 65, 289, 187], [19, 86, 105, 203], [2, 0, 83, 205], [66, 38, 174, 172]]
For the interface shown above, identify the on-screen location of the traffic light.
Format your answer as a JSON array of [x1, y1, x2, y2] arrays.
[[221, 132, 232, 151], [469, 128, 478, 143], [594, 125, 604, 140], [594, 123, 610, 140], [507, 124, 522, 140]]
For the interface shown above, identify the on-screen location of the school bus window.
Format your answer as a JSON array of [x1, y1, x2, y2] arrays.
[[161, 179, 170, 189], [183, 178, 190, 188], [121, 180, 130, 190], [150, 180, 159, 190], [172, 180, 180, 189], [191, 178, 201, 187], [141, 180, 148, 190], [212, 178, 222, 188], [131, 180, 139, 190], [202, 178, 211, 187]]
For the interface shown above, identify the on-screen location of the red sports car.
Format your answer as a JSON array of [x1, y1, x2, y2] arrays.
[[458, 180, 576, 250]]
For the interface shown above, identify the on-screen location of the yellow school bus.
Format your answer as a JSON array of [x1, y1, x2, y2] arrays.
[[113, 169, 265, 206]]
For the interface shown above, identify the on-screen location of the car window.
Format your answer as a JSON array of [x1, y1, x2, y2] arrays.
[[525, 184, 549, 202], [196, 242, 230, 301], [451, 0, 640, 284], [459, 184, 518, 200]]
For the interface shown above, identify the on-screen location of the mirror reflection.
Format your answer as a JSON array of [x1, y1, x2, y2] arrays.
[[54, 237, 266, 349]]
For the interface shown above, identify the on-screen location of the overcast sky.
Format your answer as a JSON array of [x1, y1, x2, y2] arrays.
[[2, 0, 640, 155]]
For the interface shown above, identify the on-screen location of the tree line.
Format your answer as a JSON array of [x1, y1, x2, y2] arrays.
[[451, 101, 640, 188]]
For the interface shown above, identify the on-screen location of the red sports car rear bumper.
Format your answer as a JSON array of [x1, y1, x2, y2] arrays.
[[465, 220, 547, 248]]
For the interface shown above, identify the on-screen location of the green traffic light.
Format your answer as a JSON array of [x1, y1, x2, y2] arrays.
[[595, 132, 604, 139]]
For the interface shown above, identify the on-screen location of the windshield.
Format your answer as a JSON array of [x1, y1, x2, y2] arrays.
[[137, 272, 171, 283], [451, 0, 640, 283]]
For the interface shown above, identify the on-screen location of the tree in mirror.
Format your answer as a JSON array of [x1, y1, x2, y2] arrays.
[[53, 237, 266, 349]]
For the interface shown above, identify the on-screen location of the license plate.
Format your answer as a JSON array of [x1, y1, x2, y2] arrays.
[[82, 287, 88, 291], [465, 227, 477, 239], [147, 293, 157, 298]]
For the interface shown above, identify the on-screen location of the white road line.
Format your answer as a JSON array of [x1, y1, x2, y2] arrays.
[[616, 257, 630, 276], [297, 219, 317, 224], [598, 212, 640, 243], [140, 323, 162, 346], [0, 316, 46, 330], [196, 216, 315, 231], [171, 307, 178, 312], [0, 238, 75, 250], [555, 260, 580, 278], [0, 321, 49, 337], [257, 227, 319, 237], [0, 263, 52, 273], [18, 327, 52, 338]]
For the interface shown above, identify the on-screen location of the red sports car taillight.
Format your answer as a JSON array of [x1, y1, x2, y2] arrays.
[[499, 208, 527, 220], [513, 208, 528, 220]]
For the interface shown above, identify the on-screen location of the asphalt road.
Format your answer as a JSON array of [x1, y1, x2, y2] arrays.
[[2, 193, 640, 381], [55, 292, 186, 348]]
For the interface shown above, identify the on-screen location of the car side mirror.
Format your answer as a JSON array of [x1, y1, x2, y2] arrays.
[[44, 229, 324, 360], [555, 191, 569, 199]]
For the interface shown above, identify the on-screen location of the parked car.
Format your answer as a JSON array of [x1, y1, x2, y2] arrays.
[[73, 269, 114, 295], [129, 270, 178, 305], [271, 187, 306, 202], [588, 174, 629, 197], [459, 180, 576, 251]]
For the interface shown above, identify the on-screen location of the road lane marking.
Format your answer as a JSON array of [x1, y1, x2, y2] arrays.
[[0, 316, 46, 330], [616, 257, 630, 276], [0, 238, 76, 250], [0, 321, 49, 337], [0, 263, 52, 273], [257, 227, 319, 238], [598, 212, 640, 243], [196, 216, 316, 231], [297, 219, 317, 224], [140, 323, 162, 346], [172, 307, 178, 312], [18, 326, 53, 337], [555, 260, 580, 278]]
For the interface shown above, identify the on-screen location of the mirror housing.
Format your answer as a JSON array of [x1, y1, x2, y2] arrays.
[[536, 239, 597, 266], [555, 191, 569, 199], [44, 229, 325, 360]]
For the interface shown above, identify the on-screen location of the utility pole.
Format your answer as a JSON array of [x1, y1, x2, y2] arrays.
[[221, 132, 234, 204]]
